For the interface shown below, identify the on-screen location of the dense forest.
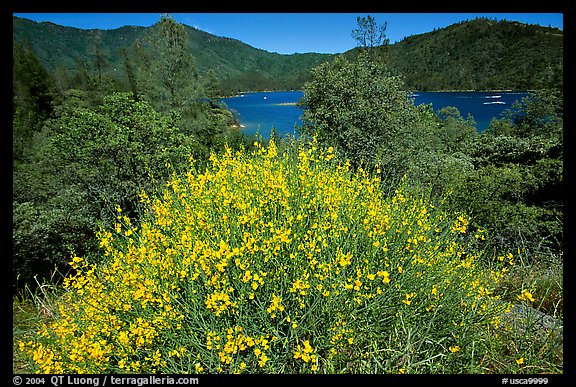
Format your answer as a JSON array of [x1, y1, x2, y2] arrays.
[[12, 15, 331, 94], [13, 16, 563, 94], [13, 15, 563, 374], [386, 17, 563, 90]]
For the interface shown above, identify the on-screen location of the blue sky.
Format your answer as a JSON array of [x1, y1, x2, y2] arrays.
[[13, 12, 564, 55]]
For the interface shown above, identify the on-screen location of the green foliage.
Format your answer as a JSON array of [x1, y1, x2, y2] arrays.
[[126, 15, 243, 152], [440, 162, 561, 253], [13, 40, 56, 162], [299, 42, 562, 260], [12, 16, 331, 96], [434, 106, 478, 153], [298, 53, 419, 171], [13, 197, 96, 288], [12, 92, 205, 289], [415, 91, 563, 256], [494, 90, 563, 140], [44, 92, 201, 201], [138, 15, 201, 113], [12, 15, 256, 293], [469, 114, 560, 257], [204, 69, 221, 99]]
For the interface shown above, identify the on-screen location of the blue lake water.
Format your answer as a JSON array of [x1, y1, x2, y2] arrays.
[[412, 91, 528, 131], [221, 90, 528, 139], [222, 91, 304, 138]]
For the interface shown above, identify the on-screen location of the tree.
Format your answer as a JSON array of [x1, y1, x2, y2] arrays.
[[136, 14, 236, 150], [296, 16, 412, 170], [13, 40, 55, 162], [88, 33, 109, 89], [120, 46, 140, 98], [297, 53, 421, 174], [204, 69, 221, 99], [351, 15, 390, 64], [435, 106, 478, 153], [352, 15, 389, 51], [438, 90, 564, 255], [139, 14, 201, 115], [12, 92, 204, 290]]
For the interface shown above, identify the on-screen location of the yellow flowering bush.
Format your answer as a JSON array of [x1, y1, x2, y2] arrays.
[[19, 139, 513, 373]]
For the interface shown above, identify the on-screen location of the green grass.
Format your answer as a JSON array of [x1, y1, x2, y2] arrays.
[[13, 276, 63, 374], [14, 264, 562, 374]]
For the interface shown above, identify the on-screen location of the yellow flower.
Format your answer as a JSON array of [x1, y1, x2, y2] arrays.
[[451, 214, 469, 234], [294, 340, 315, 363], [258, 353, 269, 368], [449, 345, 460, 353], [266, 294, 285, 318], [117, 331, 129, 345], [402, 292, 416, 306], [337, 250, 352, 267], [377, 270, 390, 284], [353, 279, 362, 291], [516, 357, 524, 365], [19, 138, 514, 374], [517, 289, 535, 303]]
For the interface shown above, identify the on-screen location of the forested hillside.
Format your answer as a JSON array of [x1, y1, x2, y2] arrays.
[[386, 17, 563, 91], [12, 16, 332, 94], [13, 16, 563, 93]]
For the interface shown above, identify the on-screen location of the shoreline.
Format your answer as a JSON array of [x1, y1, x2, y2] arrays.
[[220, 89, 533, 99], [220, 89, 301, 98], [408, 89, 532, 93]]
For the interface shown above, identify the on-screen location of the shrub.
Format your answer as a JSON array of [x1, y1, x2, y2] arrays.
[[12, 92, 206, 289], [297, 53, 420, 171], [19, 139, 514, 374]]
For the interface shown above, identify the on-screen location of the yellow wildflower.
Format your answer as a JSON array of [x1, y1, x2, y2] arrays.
[[517, 289, 535, 303], [449, 345, 461, 353]]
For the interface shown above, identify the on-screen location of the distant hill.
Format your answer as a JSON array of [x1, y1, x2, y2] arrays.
[[385, 17, 563, 91], [13, 16, 563, 93], [12, 16, 333, 94]]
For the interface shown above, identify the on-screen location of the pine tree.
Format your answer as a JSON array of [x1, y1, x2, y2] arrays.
[[139, 14, 201, 114], [12, 40, 55, 162]]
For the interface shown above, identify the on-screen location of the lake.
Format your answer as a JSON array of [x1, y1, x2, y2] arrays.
[[221, 90, 528, 139]]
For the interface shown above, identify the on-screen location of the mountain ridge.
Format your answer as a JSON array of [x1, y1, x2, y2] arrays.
[[12, 16, 563, 93]]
